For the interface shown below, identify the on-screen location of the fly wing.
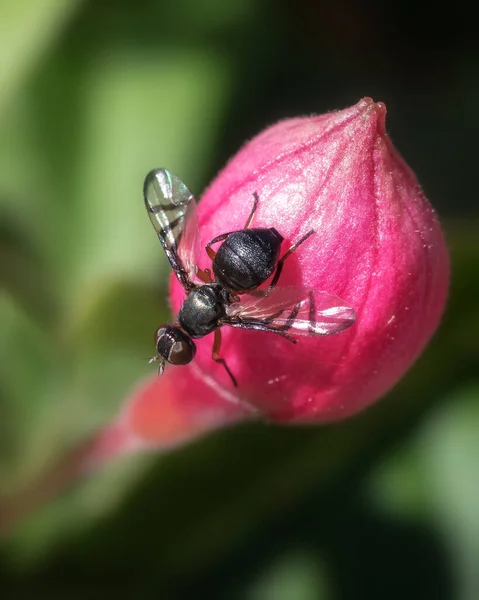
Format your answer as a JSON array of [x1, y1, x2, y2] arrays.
[[226, 286, 356, 336], [143, 168, 201, 289]]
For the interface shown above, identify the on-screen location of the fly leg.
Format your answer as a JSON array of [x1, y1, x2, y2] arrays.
[[205, 233, 230, 261], [264, 229, 315, 296], [196, 268, 214, 284], [244, 192, 259, 228], [205, 192, 260, 261], [307, 290, 316, 334], [212, 329, 238, 387], [222, 317, 297, 343]]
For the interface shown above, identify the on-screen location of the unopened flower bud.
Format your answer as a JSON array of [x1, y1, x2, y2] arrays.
[[166, 97, 449, 423]]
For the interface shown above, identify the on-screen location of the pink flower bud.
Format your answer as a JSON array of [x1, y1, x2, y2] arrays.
[[165, 97, 449, 423]]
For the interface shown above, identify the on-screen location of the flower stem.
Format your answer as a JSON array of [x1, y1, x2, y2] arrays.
[[0, 421, 135, 537]]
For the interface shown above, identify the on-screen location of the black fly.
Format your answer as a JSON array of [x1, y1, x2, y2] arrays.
[[144, 168, 356, 387]]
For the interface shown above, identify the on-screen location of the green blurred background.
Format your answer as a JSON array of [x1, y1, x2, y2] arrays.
[[0, 1, 478, 597]]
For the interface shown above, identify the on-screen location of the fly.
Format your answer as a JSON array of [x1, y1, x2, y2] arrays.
[[144, 168, 356, 387]]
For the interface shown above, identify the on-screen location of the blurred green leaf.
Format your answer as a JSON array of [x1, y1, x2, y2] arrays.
[[0, 3, 233, 505], [422, 387, 479, 599], [367, 385, 479, 600], [0, 0, 82, 116], [0, 215, 58, 327], [66, 50, 231, 297], [246, 551, 332, 600], [67, 279, 171, 434], [0, 292, 58, 485]]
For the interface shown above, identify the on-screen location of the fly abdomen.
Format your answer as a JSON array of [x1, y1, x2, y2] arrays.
[[213, 228, 283, 292]]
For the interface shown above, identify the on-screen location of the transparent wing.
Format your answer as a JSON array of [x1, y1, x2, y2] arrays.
[[143, 168, 201, 288], [226, 286, 356, 336]]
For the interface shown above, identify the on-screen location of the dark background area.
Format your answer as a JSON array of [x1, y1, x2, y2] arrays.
[[0, 1, 478, 598]]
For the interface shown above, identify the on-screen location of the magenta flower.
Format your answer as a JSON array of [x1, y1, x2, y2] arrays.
[[92, 97, 450, 455], [166, 98, 448, 417]]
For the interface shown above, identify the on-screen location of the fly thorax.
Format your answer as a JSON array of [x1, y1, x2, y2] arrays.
[[178, 284, 228, 338]]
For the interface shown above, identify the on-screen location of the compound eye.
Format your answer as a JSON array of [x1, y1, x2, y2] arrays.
[[154, 325, 196, 365], [169, 340, 195, 365], [154, 326, 168, 351]]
